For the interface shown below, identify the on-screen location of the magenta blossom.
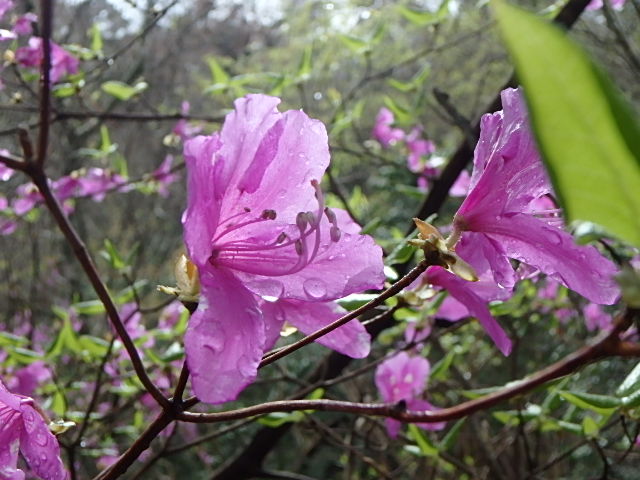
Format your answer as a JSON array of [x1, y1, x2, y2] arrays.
[[15, 37, 79, 83], [0, 380, 67, 480], [406, 127, 436, 173], [172, 101, 202, 141], [6, 362, 52, 398], [13, 13, 37, 36], [372, 107, 405, 147], [374, 352, 445, 437], [183, 95, 384, 404], [584, 303, 612, 331], [451, 88, 618, 304], [587, 0, 625, 9], [0, 0, 12, 21], [151, 155, 179, 197]]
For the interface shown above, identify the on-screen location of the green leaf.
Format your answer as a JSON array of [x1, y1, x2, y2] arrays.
[[47, 316, 83, 358], [72, 299, 105, 315], [616, 361, 640, 397], [397, 1, 450, 26], [339, 35, 369, 54], [582, 416, 599, 438], [258, 411, 304, 428], [431, 350, 456, 381], [440, 418, 465, 451], [78, 335, 110, 358], [337, 293, 377, 311], [53, 83, 77, 98], [493, 1, 640, 246], [101, 81, 147, 101], [89, 23, 103, 54], [295, 45, 313, 83], [408, 424, 439, 457], [558, 391, 621, 415]]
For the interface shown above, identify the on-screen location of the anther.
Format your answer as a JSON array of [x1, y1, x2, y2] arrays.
[[261, 209, 277, 220]]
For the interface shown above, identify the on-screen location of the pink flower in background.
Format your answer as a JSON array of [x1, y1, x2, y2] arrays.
[[183, 94, 384, 404], [584, 304, 612, 331], [451, 88, 619, 305], [0, 152, 15, 180], [449, 169, 471, 197], [13, 13, 37, 36], [406, 127, 436, 173], [16, 37, 79, 83], [172, 101, 202, 141], [375, 352, 445, 437], [151, 155, 178, 197], [587, 0, 626, 10], [6, 362, 52, 398], [0, 380, 68, 480], [0, 0, 13, 20], [372, 107, 405, 147]]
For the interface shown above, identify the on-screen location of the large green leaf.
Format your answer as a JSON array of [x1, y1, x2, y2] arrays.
[[493, 1, 640, 246]]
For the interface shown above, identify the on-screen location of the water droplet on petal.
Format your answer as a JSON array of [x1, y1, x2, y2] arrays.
[[303, 278, 327, 299], [254, 279, 284, 300]]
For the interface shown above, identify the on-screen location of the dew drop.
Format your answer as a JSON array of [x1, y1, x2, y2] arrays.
[[35, 431, 48, 447], [303, 278, 327, 299], [254, 279, 284, 300]]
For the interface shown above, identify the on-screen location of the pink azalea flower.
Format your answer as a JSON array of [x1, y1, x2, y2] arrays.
[[0, 0, 13, 21], [451, 88, 619, 304], [15, 37, 79, 83], [0, 153, 15, 180], [13, 13, 37, 36], [584, 303, 612, 331], [6, 362, 52, 398], [587, 0, 625, 10], [372, 107, 405, 147], [449, 169, 470, 197], [427, 262, 513, 355], [182, 94, 385, 404], [374, 352, 445, 437], [151, 155, 178, 197], [172, 101, 202, 141], [0, 380, 68, 480], [406, 127, 436, 173]]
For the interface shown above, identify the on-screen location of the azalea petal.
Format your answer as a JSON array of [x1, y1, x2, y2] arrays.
[[460, 88, 551, 217], [216, 95, 329, 221], [0, 405, 23, 480], [384, 418, 402, 438], [427, 267, 512, 355], [481, 213, 619, 305], [409, 398, 447, 431], [182, 133, 223, 265], [258, 300, 287, 351], [19, 404, 67, 480], [275, 300, 370, 358], [237, 212, 384, 301], [185, 270, 265, 404], [375, 352, 430, 403], [456, 232, 516, 290]]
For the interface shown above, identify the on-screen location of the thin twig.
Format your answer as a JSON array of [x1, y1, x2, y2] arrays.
[[36, 0, 53, 168]]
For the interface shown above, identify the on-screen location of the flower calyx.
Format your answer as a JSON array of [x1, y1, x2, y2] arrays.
[[158, 254, 201, 308], [408, 218, 478, 282]]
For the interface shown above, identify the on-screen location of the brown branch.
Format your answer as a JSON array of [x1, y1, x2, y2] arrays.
[[258, 259, 430, 368], [0, 152, 28, 171], [27, 167, 169, 409], [92, 411, 174, 480], [176, 311, 638, 424], [36, 0, 53, 168]]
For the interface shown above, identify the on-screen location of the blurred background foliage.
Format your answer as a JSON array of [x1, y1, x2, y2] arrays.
[[1, 0, 640, 478]]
